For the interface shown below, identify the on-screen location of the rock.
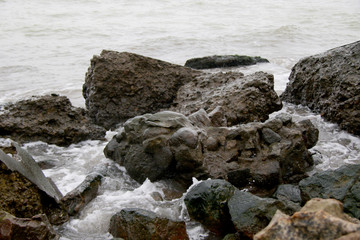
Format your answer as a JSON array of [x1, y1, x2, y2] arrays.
[[171, 71, 282, 126], [273, 184, 302, 213], [254, 198, 360, 240], [0, 211, 59, 240], [184, 55, 269, 69], [105, 111, 318, 193], [0, 149, 69, 225], [299, 164, 360, 218], [337, 231, 360, 240], [281, 40, 360, 136], [184, 179, 236, 236], [61, 172, 103, 216], [108, 208, 189, 240], [228, 190, 287, 239], [0, 94, 106, 146], [83, 50, 198, 129]]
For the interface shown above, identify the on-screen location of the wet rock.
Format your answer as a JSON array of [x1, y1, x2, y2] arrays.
[[184, 55, 269, 69], [0, 211, 59, 240], [83, 50, 198, 129], [105, 111, 317, 193], [184, 179, 236, 236], [0, 147, 69, 225], [299, 164, 360, 218], [61, 172, 103, 216], [254, 198, 360, 240], [172, 71, 282, 126], [272, 184, 302, 213], [281, 40, 360, 136], [108, 208, 189, 240], [228, 190, 288, 239], [0, 95, 106, 146]]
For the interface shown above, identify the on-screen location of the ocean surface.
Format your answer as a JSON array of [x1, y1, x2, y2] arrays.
[[0, 0, 360, 239]]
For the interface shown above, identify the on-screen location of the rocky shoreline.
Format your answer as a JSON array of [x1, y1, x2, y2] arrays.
[[0, 40, 359, 239]]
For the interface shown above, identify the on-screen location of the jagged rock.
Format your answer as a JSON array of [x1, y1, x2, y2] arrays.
[[83, 50, 198, 129], [108, 208, 189, 240], [104, 111, 318, 193], [0, 211, 59, 240], [0, 94, 106, 146], [228, 190, 288, 239], [61, 172, 103, 216], [299, 164, 360, 218], [171, 71, 282, 126], [0, 145, 68, 225], [254, 198, 360, 240], [184, 179, 236, 236], [281, 40, 360, 136], [184, 55, 269, 69]]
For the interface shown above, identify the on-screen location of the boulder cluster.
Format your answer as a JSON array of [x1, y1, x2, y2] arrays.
[[1, 40, 360, 239]]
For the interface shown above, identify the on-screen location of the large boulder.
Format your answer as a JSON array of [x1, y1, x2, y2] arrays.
[[83, 50, 198, 129], [184, 55, 269, 69], [0, 211, 59, 240], [254, 198, 360, 240], [299, 164, 360, 219], [105, 110, 318, 192], [184, 179, 236, 236], [281, 40, 360, 136], [0, 94, 106, 146], [108, 208, 189, 240], [171, 71, 282, 126]]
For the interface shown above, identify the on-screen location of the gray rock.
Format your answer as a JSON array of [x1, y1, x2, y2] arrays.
[[262, 128, 282, 145], [83, 50, 198, 129], [281, 40, 360, 136], [109, 208, 189, 240], [0, 95, 106, 147], [184, 55, 269, 69]]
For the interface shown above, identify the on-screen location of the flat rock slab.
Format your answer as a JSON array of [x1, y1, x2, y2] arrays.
[[184, 55, 269, 69]]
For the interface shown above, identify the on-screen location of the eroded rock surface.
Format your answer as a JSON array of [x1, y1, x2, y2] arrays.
[[281, 40, 360, 136], [184, 55, 269, 69]]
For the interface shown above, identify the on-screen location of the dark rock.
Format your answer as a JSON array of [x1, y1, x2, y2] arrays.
[[254, 198, 360, 240], [83, 50, 198, 129], [274, 184, 302, 204], [61, 172, 103, 216], [105, 111, 317, 193], [171, 71, 282, 126], [281, 40, 360, 136], [184, 55, 269, 69], [0, 211, 59, 240], [299, 164, 360, 218], [108, 208, 189, 240], [0, 95, 106, 146], [228, 190, 287, 239], [184, 179, 236, 236]]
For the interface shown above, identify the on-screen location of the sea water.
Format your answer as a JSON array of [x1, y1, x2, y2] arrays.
[[0, 0, 360, 239]]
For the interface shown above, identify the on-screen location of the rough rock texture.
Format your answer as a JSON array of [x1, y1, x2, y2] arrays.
[[254, 198, 360, 240], [184, 179, 236, 236], [104, 110, 318, 192], [0, 211, 59, 240], [184, 55, 269, 69], [61, 172, 103, 216], [108, 208, 189, 240], [299, 164, 360, 219], [281, 40, 360, 136], [0, 161, 69, 225], [171, 71, 282, 126], [228, 190, 288, 239], [83, 50, 198, 129], [0, 94, 106, 146]]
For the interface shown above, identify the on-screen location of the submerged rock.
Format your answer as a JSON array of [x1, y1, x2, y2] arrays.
[[281, 40, 360, 136], [171, 71, 282, 126], [299, 164, 360, 219], [83, 50, 198, 129], [184, 55, 269, 69], [105, 111, 318, 193], [0, 94, 106, 146], [108, 208, 189, 240], [0, 211, 59, 240], [254, 198, 360, 240]]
